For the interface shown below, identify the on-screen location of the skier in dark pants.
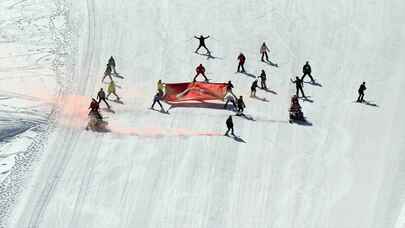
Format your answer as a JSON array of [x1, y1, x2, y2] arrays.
[[237, 96, 246, 113], [291, 76, 306, 98], [301, 61, 315, 83], [102, 64, 113, 82], [357, 82, 367, 102], [151, 92, 165, 111], [193, 64, 209, 82], [237, 53, 246, 73], [194, 35, 211, 54], [97, 88, 110, 109], [225, 115, 235, 136], [250, 79, 258, 97], [224, 92, 237, 110], [260, 42, 270, 62], [108, 56, 116, 74], [226, 80, 234, 92], [259, 70, 267, 89]]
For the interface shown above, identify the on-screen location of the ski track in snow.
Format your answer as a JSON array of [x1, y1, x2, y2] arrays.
[[2, 0, 405, 228]]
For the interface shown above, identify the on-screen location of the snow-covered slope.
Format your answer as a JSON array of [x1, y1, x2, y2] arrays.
[[5, 0, 405, 227]]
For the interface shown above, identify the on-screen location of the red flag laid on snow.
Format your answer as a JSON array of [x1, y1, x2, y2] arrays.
[[163, 82, 227, 102]]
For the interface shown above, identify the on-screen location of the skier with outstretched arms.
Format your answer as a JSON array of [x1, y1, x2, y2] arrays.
[[194, 35, 211, 54]]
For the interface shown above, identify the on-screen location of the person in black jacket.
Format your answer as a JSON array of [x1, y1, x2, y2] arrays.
[[259, 70, 267, 89], [301, 61, 315, 83], [108, 56, 116, 74], [357, 82, 367, 102], [250, 79, 259, 97], [225, 115, 235, 136], [194, 35, 211, 54], [237, 96, 246, 113], [291, 76, 306, 98], [102, 64, 113, 82], [97, 88, 110, 109]]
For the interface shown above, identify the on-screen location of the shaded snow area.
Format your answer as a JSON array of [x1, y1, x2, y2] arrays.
[[3, 0, 405, 228], [0, 0, 69, 226]]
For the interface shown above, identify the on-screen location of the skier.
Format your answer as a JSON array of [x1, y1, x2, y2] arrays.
[[291, 76, 306, 98], [237, 96, 246, 114], [301, 61, 315, 83], [260, 42, 270, 62], [108, 56, 117, 74], [250, 79, 259, 97], [193, 64, 209, 82], [151, 92, 165, 111], [97, 88, 110, 109], [357, 82, 367, 102], [289, 95, 305, 122], [102, 64, 113, 82], [88, 98, 102, 120], [194, 35, 211, 54], [157, 79, 165, 96], [225, 115, 235, 136], [259, 70, 267, 89], [224, 92, 237, 110], [107, 80, 120, 101], [237, 53, 246, 73]]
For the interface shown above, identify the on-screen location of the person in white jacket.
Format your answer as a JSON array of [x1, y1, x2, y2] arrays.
[[260, 42, 270, 62], [224, 92, 237, 110]]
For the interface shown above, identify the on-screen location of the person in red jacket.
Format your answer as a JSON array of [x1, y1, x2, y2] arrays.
[[88, 98, 102, 119], [237, 53, 246, 73], [193, 64, 209, 82]]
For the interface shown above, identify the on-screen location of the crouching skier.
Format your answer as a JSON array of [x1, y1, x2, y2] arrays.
[[224, 92, 237, 110], [86, 98, 103, 130], [225, 115, 235, 136]]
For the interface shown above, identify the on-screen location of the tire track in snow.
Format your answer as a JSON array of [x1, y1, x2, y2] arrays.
[[26, 0, 97, 226]]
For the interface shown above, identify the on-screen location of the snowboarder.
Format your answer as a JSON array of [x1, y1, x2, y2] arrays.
[[102, 64, 113, 82], [97, 88, 110, 109], [108, 56, 117, 74], [237, 96, 246, 113], [157, 79, 165, 96], [151, 92, 165, 111], [301, 61, 315, 83], [237, 53, 246, 73], [291, 76, 306, 98], [259, 70, 267, 89], [260, 42, 270, 62], [225, 115, 235, 136], [193, 64, 209, 82], [107, 80, 120, 101], [194, 35, 211, 54], [250, 79, 259, 97], [357, 82, 367, 102], [224, 92, 237, 110], [88, 98, 102, 120]]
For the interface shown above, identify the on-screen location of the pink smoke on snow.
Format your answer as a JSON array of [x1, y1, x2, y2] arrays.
[[18, 90, 223, 137]]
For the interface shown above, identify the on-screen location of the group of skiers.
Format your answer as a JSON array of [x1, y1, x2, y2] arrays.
[[86, 35, 371, 135], [86, 56, 122, 130]]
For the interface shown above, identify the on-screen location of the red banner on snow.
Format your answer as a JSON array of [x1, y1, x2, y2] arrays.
[[163, 82, 227, 102]]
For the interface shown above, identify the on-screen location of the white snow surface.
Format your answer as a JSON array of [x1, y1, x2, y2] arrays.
[[3, 0, 405, 227]]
